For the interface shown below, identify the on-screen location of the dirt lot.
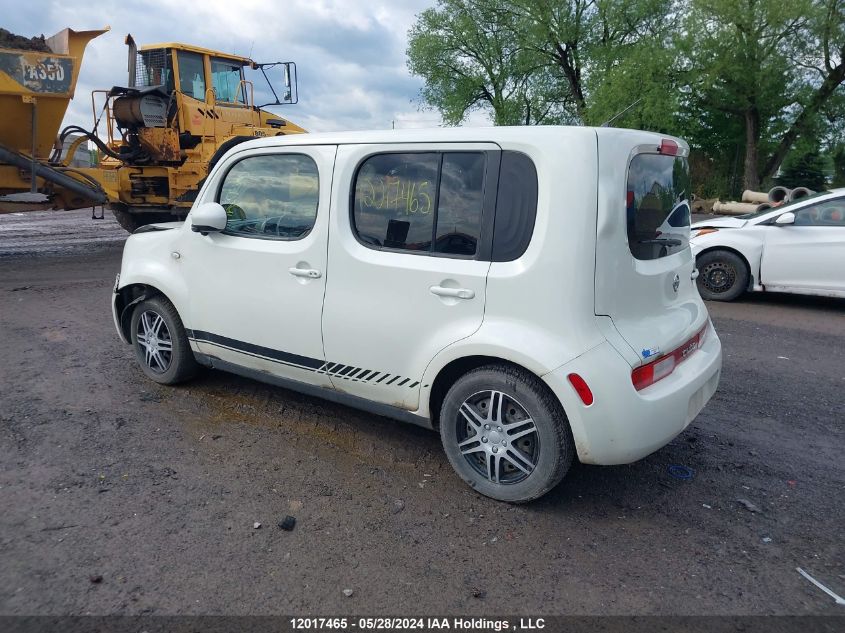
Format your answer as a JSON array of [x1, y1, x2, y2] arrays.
[[1, 209, 843, 616]]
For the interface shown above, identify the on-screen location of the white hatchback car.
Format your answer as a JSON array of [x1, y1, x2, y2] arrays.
[[112, 127, 722, 502], [691, 189, 845, 301]]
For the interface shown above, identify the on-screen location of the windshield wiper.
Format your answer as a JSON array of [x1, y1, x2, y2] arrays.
[[639, 238, 683, 246]]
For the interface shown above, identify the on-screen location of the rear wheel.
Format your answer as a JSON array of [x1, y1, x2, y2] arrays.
[[696, 250, 749, 302], [439, 365, 574, 503], [130, 296, 197, 384]]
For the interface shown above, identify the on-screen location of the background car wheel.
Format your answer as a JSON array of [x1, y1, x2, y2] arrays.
[[696, 250, 749, 302], [439, 364, 574, 503], [130, 295, 198, 385]]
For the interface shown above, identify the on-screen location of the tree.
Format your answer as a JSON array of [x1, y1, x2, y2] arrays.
[[777, 150, 829, 188], [509, 0, 674, 124], [762, 0, 845, 181], [680, 0, 811, 191], [681, 0, 845, 190], [406, 0, 571, 125], [407, 0, 674, 126]]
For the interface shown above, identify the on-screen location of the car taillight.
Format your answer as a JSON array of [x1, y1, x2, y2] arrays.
[[631, 323, 708, 391]]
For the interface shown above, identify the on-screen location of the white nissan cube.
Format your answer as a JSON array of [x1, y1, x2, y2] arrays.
[[112, 127, 722, 502]]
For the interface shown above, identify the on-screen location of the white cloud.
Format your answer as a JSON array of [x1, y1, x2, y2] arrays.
[[4, 0, 487, 134]]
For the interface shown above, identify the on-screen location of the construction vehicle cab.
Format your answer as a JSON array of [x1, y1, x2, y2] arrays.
[[92, 38, 305, 231], [0, 27, 306, 231]]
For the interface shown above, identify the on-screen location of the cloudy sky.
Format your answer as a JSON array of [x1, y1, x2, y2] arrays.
[[6, 0, 489, 133]]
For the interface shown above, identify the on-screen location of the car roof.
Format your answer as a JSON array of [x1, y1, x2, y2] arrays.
[[237, 125, 686, 150]]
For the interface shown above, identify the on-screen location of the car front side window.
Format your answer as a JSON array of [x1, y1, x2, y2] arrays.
[[218, 154, 319, 240], [793, 198, 845, 226]]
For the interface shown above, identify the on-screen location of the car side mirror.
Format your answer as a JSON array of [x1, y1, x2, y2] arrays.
[[775, 212, 795, 226], [190, 202, 228, 234]]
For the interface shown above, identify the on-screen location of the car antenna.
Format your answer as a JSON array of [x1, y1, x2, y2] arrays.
[[601, 98, 642, 127]]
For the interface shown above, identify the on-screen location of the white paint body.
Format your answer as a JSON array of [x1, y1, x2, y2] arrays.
[[690, 189, 845, 298], [114, 126, 722, 465]]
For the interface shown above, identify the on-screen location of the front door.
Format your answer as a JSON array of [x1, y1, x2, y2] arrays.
[[761, 196, 845, 296], [181, 144, 337, 386], [321, 144, 498, 411]]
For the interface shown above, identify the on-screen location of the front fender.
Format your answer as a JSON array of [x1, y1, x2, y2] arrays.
[[691, 232, 764, 289], [117, 231, 191, 323]]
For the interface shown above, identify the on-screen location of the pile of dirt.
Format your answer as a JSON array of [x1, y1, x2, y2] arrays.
[[0, 28, 50, 53]]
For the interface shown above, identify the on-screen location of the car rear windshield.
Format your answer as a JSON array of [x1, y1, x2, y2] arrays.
[[626, 153, 691, 260]]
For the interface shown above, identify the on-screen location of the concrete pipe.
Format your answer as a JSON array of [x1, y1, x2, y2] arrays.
[[712, 201, 759, 215], [755, 202, 773, 212], [789, 187, 814, 201], [768, 186, 791, 203], [742, 190, 769, 204]]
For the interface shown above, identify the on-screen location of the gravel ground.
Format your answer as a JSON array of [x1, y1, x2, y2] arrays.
[[0, 209, 843, 616]]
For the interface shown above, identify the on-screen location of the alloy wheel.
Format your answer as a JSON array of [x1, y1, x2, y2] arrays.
[[136, 310, 173, 373], [454, 390, 540, 485]]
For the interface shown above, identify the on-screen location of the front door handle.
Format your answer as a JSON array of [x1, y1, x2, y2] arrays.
[[289, 267, 322, 279], [430, 285, 475, 300]]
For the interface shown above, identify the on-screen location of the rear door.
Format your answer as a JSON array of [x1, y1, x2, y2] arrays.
[[321, 143, 498, 411], [595, 131, 707, 364], [761, 196, 845, 296]]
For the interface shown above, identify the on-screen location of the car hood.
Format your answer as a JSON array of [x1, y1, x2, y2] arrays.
[[691, 217, 747, 229]]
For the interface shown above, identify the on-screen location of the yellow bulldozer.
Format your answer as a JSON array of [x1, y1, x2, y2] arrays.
[[0, 26, 306, 231]]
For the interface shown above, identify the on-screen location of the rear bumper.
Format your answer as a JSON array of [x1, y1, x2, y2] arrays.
[[543, 320, 722, 465]]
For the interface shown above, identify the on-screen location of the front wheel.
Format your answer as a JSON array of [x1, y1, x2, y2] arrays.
[[439, 365, 574, 503], [696, 250, 749, 302], [130, 296, 198, 384]]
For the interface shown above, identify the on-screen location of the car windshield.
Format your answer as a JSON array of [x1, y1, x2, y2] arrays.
[[737, 190, 830, 219]]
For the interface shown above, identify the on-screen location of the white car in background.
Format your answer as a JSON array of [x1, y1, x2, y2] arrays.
[[690, 189, 845, 301]]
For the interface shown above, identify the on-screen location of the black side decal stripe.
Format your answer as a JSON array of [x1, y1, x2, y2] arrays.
[[187, 329, 419, 389], [189, 330, 324, 370]]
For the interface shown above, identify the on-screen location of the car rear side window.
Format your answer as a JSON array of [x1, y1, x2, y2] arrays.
[[353, 152, 486, 256], [626, 153, 691, 260], [492, 151, 538, 262], [218, 154, 319, 240]]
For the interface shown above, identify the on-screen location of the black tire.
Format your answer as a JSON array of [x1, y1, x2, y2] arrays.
[[129, 295, 197, 385], [696, 250, 749, 302], [112, 207, 142, 233], [439, 364, 574, 503], [111, 206, 176, 234]]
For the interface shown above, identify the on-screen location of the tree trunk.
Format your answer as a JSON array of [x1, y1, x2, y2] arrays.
[[553, 42, 588, 123], [743, 107, 761, 191], [761, 59, 845, 181]]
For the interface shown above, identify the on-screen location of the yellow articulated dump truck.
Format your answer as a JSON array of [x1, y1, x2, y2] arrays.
[[0, 27, 306, 231]]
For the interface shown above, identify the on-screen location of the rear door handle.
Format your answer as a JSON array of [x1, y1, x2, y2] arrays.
[[289, 267, 322, 279], [430, 285, 475, 300], [691, 268, 700, 281]]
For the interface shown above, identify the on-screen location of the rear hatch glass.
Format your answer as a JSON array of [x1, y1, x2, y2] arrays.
[[626, 153, 691, 259]]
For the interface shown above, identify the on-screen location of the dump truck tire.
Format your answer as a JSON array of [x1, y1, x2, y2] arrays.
[[111, 206, 178, 234]]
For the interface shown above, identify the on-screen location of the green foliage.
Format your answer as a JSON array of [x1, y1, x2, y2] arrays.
[[406, 0, 845, 195], [777, 151, 829, 189], [406, 0, 570, 125]]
